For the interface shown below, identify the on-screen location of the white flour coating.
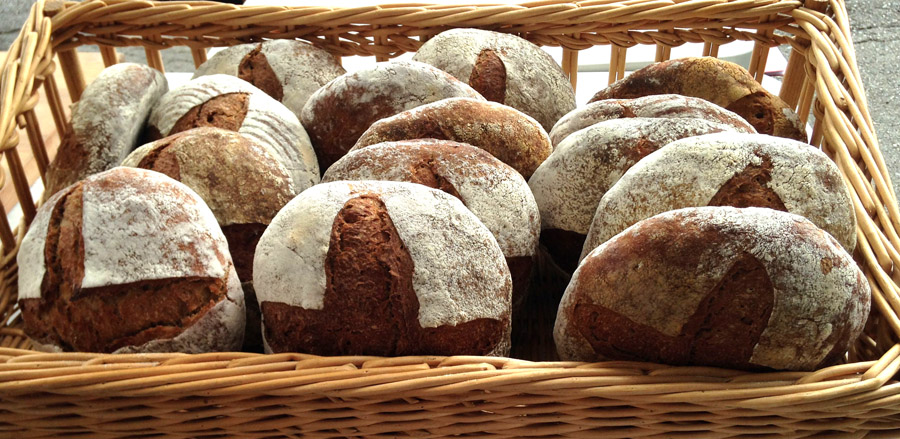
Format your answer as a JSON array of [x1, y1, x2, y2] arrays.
[[782, 107, 807, 140], [114, 265, 246, 353], [253, 181, 511, 328], [17, 189, 70, 300], [323, 140, 540, 257], [300, 60, 483, 135], [530, 118, 740, 236], [80, 168, 229, 289], [122, 129, 298, 225], [560, 207, 869, 369], [412, 28, 576, 131], [71, 63, 167, 175], [148, 74, 320, 188], [581, 132, 857, 260], [192, 40, 345, 119], [548, 94, 755, 147]]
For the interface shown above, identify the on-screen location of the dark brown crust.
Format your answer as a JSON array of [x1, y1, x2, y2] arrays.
[[469, 49, 507, 103], [588, 57, 806, 141], [43, 126, 87, 199], [20, 184, 227, 353], [540, 229, 586, 274], [571, 247, 776, 370], [408, 158, 462, 200], [262, 194, 505, 356], [354, 98, 551, 178], [507, 255, 532, 310], [707, 153, 787, 210], [136, 141, 181, 181], [222, 223, 267, 282], [169, 93, 250, 135], [238, 44, 285, 102], [241, 281, 263, 353]]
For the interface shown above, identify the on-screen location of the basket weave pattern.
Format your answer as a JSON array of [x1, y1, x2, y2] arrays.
[[1, 0, 900, 437]]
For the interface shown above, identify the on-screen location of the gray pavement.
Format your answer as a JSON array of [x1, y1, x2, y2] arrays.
[[1, 0, 899, 191]]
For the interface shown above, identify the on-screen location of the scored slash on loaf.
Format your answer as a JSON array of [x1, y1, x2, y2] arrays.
[[253, 181, 512, 357], [556, 206, 870, 371]]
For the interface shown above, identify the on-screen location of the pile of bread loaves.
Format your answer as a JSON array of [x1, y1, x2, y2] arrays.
[[18, 29, 870, 372]]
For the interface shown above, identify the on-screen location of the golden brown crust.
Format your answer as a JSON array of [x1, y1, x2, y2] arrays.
[[354, 98, 550, 178], [170, 92, 250, 135], [238, 44, 285, 102], [469, 49, 507, 103], [589, 58, 806, 141]]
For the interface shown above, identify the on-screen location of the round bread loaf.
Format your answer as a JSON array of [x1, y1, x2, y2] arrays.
[[300, 61, 484, 172], [323, 139, 539, 307], [192, 40, 345, 120], [253, 180, 512, 357], [147, 74, 319, 188], [555, 206, 871, 371], [18, 167, 245, 353], [352, 98, 551, 178], [44, 63, 168, 199], [581, 133, 857, 261], [412, 28, 576, 132], [589, 57, 807, 141], [529, 117, 744, 273], [549, 94, 755, 147], [123, 128, 296, 351]]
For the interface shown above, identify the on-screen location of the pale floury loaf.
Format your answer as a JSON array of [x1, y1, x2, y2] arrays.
[[581, 133, 857, 260], [548, 94, 755, 147], [413, 28, 576, 131], [18, 167, 245, 354], [555, 207, 870, 371], [254, 181, 512, 357], [44, 63, 168, 198], [301, 61, 484, 172], [324, 139, 539, 305], [193, 40, 345, 120], [529, 117, 744, 273], [148, 74, 319, 189]]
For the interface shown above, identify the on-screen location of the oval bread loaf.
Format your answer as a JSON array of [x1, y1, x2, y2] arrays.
[[412, 28, 576, 131], [253, 181, 512, 357], [193, 40, 345, 120], [589, 57, 806, 141], [44, 63, 168, 199], [529, 117, 745, 273], [123, 128, 297, 351], [549, 94, 755, 147], [18, 167, 245, 354], [147, 74, 319, 188], [323, 139, 539, 306], [352, 98, 551, 178], [581, 133, 857, 260], [555, 206, 870, 371], [300, 61, 484, 172]]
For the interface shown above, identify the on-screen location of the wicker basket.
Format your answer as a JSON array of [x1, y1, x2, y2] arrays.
[[2, 0, 899, 437]]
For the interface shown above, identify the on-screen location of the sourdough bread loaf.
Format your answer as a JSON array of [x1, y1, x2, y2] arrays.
[[589, 57, 807, 141], [253, 181, 512, 357], [412, 28, 576, 132], [352, 98, 551, 178], [549, 94, 755, 147], [323, 139, 539, 306], [147, 74, 319, 188], [123, 128, 297, 351], [193, 40, 345, 120], [530, 117, 744, 273], [581, 133, 856, 260], [18, 167, 244, 353], [300, 61, 484, 172], [555, 206, 870, 371], [44, 63, 168, 199]]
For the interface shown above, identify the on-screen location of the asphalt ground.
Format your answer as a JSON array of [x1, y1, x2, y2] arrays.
[[2, 0, 899, 190]]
